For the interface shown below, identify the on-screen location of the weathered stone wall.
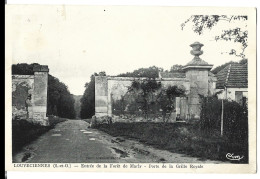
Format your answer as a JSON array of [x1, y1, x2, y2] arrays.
[[185, 69, 209, 119], [12, 75, 34, 120], [12, 65, 49, 126], [95, 76, 108, 117], [95, 76, 191, 122], [33, 71, 49, 125]]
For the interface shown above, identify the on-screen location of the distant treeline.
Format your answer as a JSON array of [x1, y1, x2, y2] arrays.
[[80, 59, 247, 119], [12, 63, 76, 119]]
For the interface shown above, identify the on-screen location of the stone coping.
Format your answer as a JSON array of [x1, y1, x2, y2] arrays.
[[183, 65, 213, 70], [33, 65, 49, 72], [12, 75, 34, 79], [104, 76, 189, 82]]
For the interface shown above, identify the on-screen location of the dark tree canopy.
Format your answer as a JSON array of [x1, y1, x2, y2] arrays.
[[168, 64, 185, 73], [117, 66, 164, 78], [181, 15, 248, 59], [12, 63, 40, 75], [80, 71, 106, 119], [47, 75, 76, 119], [12, 63, 76, 119]]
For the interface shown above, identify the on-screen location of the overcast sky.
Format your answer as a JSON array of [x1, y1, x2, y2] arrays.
[[8, 6, 249, 95]]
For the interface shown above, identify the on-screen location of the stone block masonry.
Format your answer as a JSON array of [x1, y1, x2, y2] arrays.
[[12, 65, 49, 126]]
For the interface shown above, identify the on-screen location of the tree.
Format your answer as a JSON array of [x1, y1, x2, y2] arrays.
[[181, 15, 248, 59], [80, 71, 106, 119], [169, 64, 184, 73], [157, 86, 186, 122], [117, 66, 164, 78], [12, 63, 40, 75], [47, 75, 76, 119], [128, 78, 162, 119]]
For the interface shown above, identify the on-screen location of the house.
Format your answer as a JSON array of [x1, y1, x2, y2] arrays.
[[216, 63, 248, 106]]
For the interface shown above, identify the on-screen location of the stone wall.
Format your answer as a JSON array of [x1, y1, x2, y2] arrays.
[[95, 76, 109, 117], [12, 75, 34, 120], [12, 65, 49, 126], [95, 42, 216, 121], [95, 76, 191, 122]]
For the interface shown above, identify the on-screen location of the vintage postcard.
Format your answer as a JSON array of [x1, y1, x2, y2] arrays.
[[5, 5, 256, 173]]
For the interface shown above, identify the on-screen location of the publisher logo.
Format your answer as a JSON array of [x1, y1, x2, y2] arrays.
[[226, 153, 244, 161]]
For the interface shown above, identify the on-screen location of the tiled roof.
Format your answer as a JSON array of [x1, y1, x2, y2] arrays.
[[159, 72, 186, 78], [216, 63, 248, 89]]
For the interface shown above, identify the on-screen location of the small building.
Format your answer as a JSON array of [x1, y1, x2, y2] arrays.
[[216, 63, 248, 106]]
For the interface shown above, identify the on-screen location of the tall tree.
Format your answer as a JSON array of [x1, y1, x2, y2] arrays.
[[47, 75, 76, 119]]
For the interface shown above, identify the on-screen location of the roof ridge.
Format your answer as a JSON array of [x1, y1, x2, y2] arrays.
[[225, 64, 232, 86]]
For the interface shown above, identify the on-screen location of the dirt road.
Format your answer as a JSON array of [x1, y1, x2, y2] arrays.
[[13, 120, 225, 163]]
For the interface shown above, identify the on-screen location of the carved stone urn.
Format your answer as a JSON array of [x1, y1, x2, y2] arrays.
[[190, 42, 204, 59]]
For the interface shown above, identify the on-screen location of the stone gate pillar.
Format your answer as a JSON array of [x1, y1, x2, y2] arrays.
[[32, 65, 49, 126], [183, 42, 213, 119], [95, 76, 108, 117]]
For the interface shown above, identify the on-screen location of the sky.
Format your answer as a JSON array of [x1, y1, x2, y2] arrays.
[[8, 5, 249, 95]]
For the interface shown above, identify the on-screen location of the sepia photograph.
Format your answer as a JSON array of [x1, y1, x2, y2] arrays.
[[5, 4, 256, 173]]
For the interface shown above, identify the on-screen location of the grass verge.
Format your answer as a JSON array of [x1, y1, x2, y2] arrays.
[[94, 122, 248, 163], [12, 117, 67, 155]]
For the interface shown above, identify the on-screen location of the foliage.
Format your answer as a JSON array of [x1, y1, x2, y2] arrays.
[[117, 66, 163, 78], [128, 78, 162, 119], [127, 78, 185, 121], [181, 15, 248, 59], [157, 86, 186, 122], [168, 64, 185, 73], [12, 63, 76, 119], [200, 96, 248, 141], [47, 75, 76, 119], [80, 71, 106, 119], [12, 63, 40, 75], [95, 122, 248, 163]]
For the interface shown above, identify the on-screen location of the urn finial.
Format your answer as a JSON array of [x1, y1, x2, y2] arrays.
[[190, 42, 204, 59]]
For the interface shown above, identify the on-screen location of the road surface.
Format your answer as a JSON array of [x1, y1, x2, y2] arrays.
[[13, 120, 225, 163]]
